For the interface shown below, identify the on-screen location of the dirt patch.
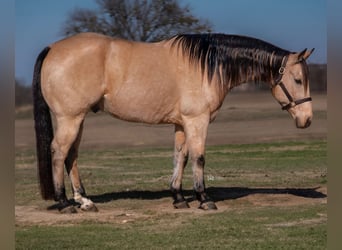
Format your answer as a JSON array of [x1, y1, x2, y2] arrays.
[[15, 205, 151, 226], [15, 186, 326, 227]]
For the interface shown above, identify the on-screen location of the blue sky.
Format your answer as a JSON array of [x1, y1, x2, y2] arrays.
[[16, 0, 326, 85]]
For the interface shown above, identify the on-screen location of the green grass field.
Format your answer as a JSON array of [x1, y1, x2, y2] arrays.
[[15, 140, 327, 249]]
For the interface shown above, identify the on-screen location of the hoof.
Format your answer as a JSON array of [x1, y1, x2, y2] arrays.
[[80, 203, 98, 212], [199, 201, 217, 210], [59, 205, 77, 214], [173, 200, 190, 209]]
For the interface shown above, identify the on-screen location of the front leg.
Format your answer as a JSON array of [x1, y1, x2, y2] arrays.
[[184, 116, 217, 210], [192, 155, 217, 210], [170, 125, 189, 208]]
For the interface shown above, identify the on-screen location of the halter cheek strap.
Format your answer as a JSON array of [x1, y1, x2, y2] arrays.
[[273, 56, 312, 111], [277, 81, 312, 110]]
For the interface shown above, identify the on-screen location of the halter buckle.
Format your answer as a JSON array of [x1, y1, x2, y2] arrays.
[[281, 102, 295, 111]]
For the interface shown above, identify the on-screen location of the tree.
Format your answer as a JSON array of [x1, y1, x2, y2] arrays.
[[15, 79, 32, 107], [62, 0, 212, 42], [308, 64, 327, 92]]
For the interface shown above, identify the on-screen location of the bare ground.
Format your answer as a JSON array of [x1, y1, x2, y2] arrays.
[[15, 92, 327, 226], [15, 186, 327, 226]]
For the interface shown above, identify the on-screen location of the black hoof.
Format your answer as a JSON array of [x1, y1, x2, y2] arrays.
[[173, 200, 190, 209], [55, 199, 78, 214], [59, 205, 77, 214], [199, 201, 217, 210]]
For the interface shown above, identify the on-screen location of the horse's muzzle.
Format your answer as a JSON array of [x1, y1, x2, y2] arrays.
[[296, 116, 312, 129]]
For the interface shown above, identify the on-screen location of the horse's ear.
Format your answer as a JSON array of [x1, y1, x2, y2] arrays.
[[298, 48, 315, 61]]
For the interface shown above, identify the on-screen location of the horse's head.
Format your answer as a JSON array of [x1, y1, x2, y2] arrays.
[[271, 48, 314, 128]]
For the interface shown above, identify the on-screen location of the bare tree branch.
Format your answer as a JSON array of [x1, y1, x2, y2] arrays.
[[62, 0, 212, 41]]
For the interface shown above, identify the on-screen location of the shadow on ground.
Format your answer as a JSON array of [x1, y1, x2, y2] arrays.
[[87, 186, 326, 204]]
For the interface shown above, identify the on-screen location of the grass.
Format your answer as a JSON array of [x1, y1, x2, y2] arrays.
[[15, 140, 327, 249], [16, 205, 326, 250]]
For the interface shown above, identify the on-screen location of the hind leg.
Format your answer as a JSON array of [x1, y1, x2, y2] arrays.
[[51, 115, 85, 213], [65, 121, 98, 212]]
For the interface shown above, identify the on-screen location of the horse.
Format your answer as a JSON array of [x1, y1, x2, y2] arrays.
[[32, 32, 314, 213]]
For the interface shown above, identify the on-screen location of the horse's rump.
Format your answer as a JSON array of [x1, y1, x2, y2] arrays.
[[41, 33, 110, 117]]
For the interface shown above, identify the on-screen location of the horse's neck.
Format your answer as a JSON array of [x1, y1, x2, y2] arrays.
[[227, 60, 274, 90]]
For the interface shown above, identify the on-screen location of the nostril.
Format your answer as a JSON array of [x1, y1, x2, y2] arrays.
[[295, 117, 312, 129], [305, 118, 312, 128]]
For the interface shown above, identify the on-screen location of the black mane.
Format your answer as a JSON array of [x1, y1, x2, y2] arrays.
[[171, 33, 290, 88]]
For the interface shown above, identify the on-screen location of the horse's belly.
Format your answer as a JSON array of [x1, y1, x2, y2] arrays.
[[103, 92, 180, 124]]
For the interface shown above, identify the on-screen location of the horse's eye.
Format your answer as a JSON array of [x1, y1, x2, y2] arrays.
[[295, 79, 302, 84]]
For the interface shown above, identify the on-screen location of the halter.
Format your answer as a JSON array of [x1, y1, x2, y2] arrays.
[[273, 56, 312, 111]]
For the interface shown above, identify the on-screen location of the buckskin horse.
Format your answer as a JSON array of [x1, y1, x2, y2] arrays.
[[32, 33, 314, 213]]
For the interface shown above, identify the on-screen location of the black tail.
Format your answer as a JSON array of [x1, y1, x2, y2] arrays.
[[32, 47, 55, 200]]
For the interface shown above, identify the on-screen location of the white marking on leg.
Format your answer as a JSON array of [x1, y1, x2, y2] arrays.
[[74, 192, 95, 210]]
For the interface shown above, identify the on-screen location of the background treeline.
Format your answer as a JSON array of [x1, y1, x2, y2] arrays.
[[15, 64, 326, 108], [15, 79, 33, 107], [307, 64, 327, 92]]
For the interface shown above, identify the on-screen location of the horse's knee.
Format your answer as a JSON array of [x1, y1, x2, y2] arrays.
[[192, 154, 205, 176], [51, 140, 69, 162], [196, 154, 205, 167]]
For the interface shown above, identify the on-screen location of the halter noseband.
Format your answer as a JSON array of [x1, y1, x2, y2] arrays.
[[273, 56, 312, 111]]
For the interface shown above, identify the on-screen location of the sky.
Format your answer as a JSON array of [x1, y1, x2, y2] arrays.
[[16, 0, 326, 85]]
